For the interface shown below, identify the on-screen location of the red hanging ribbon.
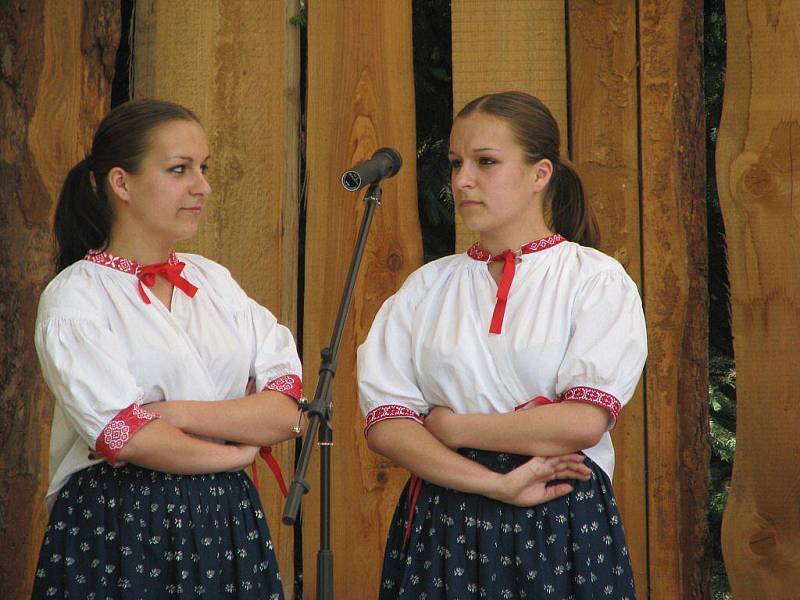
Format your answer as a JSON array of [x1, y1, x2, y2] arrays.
[[137, 261, 198, 304], [489, 250, 517, 334], [250, 446, 289, 498], [402, 475, 424, 549]]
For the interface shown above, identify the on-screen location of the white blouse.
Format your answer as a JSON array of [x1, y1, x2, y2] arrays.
[[357, 236, 647, 480], [35, 251, 302, 509]]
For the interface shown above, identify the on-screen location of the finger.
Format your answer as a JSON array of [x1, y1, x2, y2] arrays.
[[544, 483, 574, 500], [552, 468, 592, 481]]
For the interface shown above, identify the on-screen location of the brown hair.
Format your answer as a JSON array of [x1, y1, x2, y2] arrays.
[[54, 99, 201, 272], [456, 91, 600, 248]]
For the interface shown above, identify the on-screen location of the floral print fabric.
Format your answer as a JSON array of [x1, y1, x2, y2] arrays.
[[379, 449, 636, 600]]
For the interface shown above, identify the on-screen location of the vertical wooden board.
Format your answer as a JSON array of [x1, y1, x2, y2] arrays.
[[0, 2, 119, 598], [451, 0, 568, 252], [567, 1, 647, 594], [134, 1, 300, 594], [639, 1, 709, 598], [304, 1, 422, 596], [718, 1, 800, 596]]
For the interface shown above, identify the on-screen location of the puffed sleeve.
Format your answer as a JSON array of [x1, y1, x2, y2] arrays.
[[556, 269, 647, 428], [35, 316, 158, 465], [357, 275, 430, 435], [243, 298, 303, 402]]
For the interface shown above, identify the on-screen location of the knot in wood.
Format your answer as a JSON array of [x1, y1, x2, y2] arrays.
[[386, 252, 403, 273], [748, 527, 777, 558]]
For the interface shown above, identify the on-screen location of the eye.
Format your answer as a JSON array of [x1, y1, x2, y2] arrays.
[[449, 159, 462, 170], [478, 157, 497, 166], [169, 164, 186, 174], [200, 163, 209, 175]]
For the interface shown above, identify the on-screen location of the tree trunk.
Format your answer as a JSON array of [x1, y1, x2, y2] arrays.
[[0, 2, 119, 598], [718, 1, 800, 597]]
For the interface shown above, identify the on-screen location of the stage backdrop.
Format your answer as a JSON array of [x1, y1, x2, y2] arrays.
[[5, 1, 764, 598]]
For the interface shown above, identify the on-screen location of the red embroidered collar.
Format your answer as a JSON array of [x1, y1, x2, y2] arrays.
[[84, 249, 198, 305], [466, 234, 566, 334], [466, 234, 566, 262], [84, 248, 181, 275]]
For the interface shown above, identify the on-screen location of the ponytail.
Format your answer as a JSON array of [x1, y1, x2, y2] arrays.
[[549, 159, 600, 249], [53, 158, 112, 272]]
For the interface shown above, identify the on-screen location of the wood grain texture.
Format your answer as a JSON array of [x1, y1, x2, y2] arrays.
[[303, 1, 422, 596], [639, 1, 709, 598], [0, 2, 119, 598], [134, 1, 301, 594], [567, 1, 647, 594], [718, 1, 800, 597], [451, 0, 568, 252]]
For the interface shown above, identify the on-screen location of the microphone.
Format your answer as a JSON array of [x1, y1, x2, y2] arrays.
[[340, 148, 402, 192]]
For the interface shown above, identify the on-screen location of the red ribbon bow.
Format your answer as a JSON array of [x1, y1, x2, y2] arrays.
[[137, 261, 198, 304]]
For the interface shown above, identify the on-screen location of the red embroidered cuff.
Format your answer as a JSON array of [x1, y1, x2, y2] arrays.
[[96, 403, 159, 466], [263, 374, 303, 403], [364, 405, 424, 436], [561, 386, 621, 418]]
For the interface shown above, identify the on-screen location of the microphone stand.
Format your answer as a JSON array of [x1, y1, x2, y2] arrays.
[[283, 181, 384, 600]]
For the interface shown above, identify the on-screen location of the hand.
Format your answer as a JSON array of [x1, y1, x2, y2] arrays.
[[424, 406, 459, 448], [485, 453, 591, 507], [229, 443, 260, 471]]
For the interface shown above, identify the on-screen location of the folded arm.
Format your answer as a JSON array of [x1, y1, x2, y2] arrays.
[[115, 419, 258, 474], [148, 390, 304, 447], [366, 418, 591, 507], [424, 401, 610, 456]]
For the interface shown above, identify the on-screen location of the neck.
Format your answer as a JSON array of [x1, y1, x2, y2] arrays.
[[479, 226, 555, 256], [106, 231, 173, 266]]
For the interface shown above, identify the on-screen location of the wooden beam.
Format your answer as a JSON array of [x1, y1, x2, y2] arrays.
[[134, 1, 301, 594], [303, 0, 422, 596], [0, 2, 120, 598], [451, 0, 568, 252], [718, 1, 800, 596], [639, 0, 709, 597], [567, 1, 647, 594]]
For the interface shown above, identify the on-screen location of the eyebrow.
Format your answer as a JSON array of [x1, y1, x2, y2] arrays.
[[168, 155, 212, 161], [448, 147, 499, 155]]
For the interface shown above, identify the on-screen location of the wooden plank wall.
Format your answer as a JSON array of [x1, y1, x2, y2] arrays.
[[0, 3, 120, 599], [718, 1, 800, 597], [3, 1, 714, 598], [303, 1, 422, 597], [133, 0, 301, 595]]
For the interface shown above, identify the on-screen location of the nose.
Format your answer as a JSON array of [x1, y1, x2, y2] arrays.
[[192, 170, 212, 197], [451, 163, 474, 190]]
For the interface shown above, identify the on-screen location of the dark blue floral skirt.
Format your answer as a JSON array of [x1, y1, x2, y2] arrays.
[[32, 463, 284, 599], [379, 450, 636, 600]]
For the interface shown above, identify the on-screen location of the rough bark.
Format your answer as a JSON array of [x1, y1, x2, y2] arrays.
[[0, 2, 119, 598]]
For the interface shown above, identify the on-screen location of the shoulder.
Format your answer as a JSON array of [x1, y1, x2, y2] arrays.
[[557, 242, 638, 292], [394, 254, 466, 302], [178, 253, 248, 304], [37, 261, 108, 323]]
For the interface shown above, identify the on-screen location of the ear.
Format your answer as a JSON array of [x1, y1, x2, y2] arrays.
[[107, 167, 132, 203], [531, 159, 554, 193]]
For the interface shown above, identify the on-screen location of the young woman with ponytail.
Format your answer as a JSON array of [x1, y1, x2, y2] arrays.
[[34, 99, 303, 599], [359, 91, 647, 598]]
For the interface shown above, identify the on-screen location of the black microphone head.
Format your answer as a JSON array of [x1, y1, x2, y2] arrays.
[[374, 147, 402, 178]]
